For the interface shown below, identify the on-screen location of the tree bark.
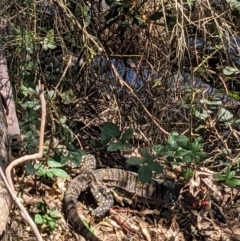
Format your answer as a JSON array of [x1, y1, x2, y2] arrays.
[[0, 18, 21, 237]]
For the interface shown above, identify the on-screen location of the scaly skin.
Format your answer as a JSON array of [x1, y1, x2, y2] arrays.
[[64, 155, 183, 241]]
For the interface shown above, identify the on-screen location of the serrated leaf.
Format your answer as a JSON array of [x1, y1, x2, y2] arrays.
[[49, 168, 69, 178], [225, 178, 240, 187], [47, 158, 64, 168], [149, 11, 163, 21], [138, 166, 152, 183], [107, 142, 122, 152], [126, 157, 144, 165], [121, 128, 133, 142], [34, 214, 45, 224]]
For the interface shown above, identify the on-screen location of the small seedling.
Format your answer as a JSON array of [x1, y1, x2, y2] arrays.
[[215, 166, 240, 187]]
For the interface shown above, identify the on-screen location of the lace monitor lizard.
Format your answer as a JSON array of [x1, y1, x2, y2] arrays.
[[64, 155, 184, 241]]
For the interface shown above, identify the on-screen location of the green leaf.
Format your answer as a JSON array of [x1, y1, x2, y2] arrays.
[[228, 171, 236, 179], [222, 66, 240, 76], [175, 136, 191, 149], [36, 168, 47, 176], [25, 162, 35, 175], [194, 151, 208, 157], [181, 168, 193, 180], [37, 202, 47, 214], [34, 214, 44, 224], [121, 128, 133, 142], [46, 171, 54, 178], [100, 133, 112, 145], [48, 168, 69, 178], [47, 220, 57, 230], [147, 162, 163, 174], [126, 157, 144, 165], [138, 166, 152, 183], [102, 122, 121, 138], [47, 158, 64, 168], [167, 133, 179, 150], [218, 107, 233, 123], [225, 166, 231, 177], [214, 173, 227, 181], [107, 142, 122, 152], [167, 155, 175, 162], [90, 139, 104, 147], [225, 178, 240, 187], [149, 11, 163, 21], [182, 153, 193, 163]]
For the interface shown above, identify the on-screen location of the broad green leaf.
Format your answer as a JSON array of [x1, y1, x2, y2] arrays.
[[175, 136, 191, 149], [107, 142, 122, 152], [49, 168, 69, 178], [36, 168, 47, 176], [167, 133, 179, 150], [218, 107, 233, 123], [46, 171, 54, 178], [228, 171, 236, 179], [192, 108, 208, 120], [126, 157, 144, 165], [25, 162, 35, 175], [138, 166, 152, 183], [225, 178, 240, 187], [222, 66, 240, 76], [47, 158, 64, 168], [225, 166, 231, 177], [149, 11, 163, 21], [102, 122, 120, 138], [142, 149, 156, 163], [34, 214, 44, 224], [47, 220, 56, 230], [148, 162, 163, 174], [100, 132, 112, 145], [182, 153, 193, 163], [121, 128, 133, 142]]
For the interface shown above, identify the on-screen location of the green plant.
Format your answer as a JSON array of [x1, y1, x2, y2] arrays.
[[153, 132, 207, 164], [90, 122, 133, 152], [34, 202, 61, 230], [26, 158, 68, 179], [215, 166, 240, 187], [126, 149, 163, 183]]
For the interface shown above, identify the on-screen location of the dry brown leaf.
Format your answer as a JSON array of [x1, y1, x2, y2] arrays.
[[139, 221, 151, 241]]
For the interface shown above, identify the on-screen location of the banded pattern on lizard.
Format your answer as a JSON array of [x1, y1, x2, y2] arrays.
[[64, 155, 183, 241]]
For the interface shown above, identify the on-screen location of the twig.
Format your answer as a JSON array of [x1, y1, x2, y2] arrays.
[[110, 62, 169, 135], [0, 167, 43, 241], [6, 80, 46, 190]]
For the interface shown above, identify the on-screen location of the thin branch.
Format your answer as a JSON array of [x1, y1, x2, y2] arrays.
[[0, 167, 43, 241], [6, 80, 46, 190], [110, 62, 169, 135]]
